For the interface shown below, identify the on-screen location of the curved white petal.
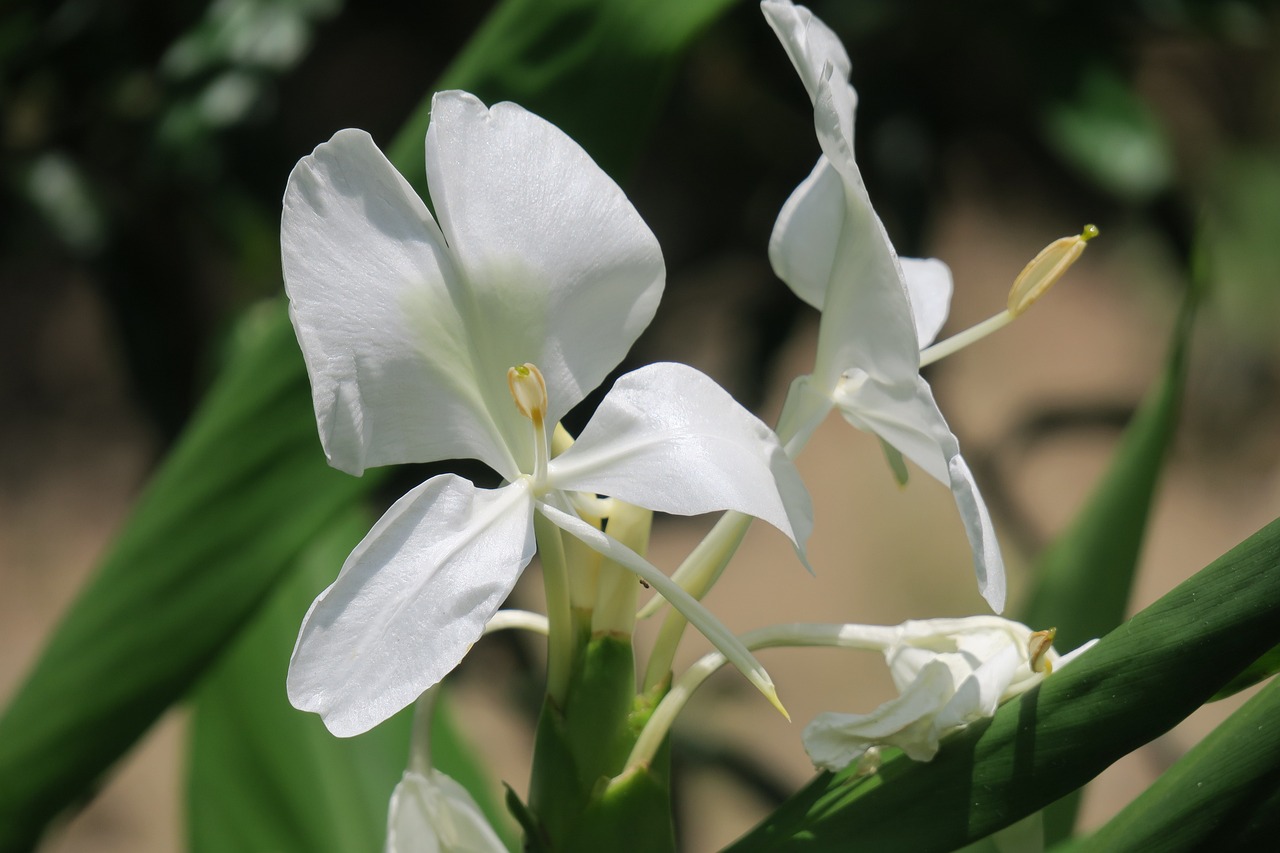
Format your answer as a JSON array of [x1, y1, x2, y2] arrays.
[[802, 659, 956, 769], [288, 476, 535, 737], [769, 156, 843, 311], [547, 362, 812, 549], [281, 129, 519, 479], [386, 769, 507, 853], [807, 74, 921, 394], [536, 500, 789, 717], [900, 257, 953, 348], [425, 91, 665, 429], [761, 0, 852, 105], [932, 643, 1022, 733], [835, 374, 1006, 612]]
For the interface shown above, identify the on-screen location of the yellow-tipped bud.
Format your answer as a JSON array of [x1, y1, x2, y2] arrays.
[[507, 362, 548, 423], [1007, 224, 1098, 317], [1028, 627, 1057, 674]]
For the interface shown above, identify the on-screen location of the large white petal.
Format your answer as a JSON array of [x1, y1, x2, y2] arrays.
[[769, 156, 843, 311], [288, 476, 535, 737], [425, 91, 665, 429], [835, 374, 1006, 612], [281, 129, 520, 479], [547, 362, 812, 550], [761, 0, 853, 105], [900, 257, 953, 348], [386, 769, 507, 853]]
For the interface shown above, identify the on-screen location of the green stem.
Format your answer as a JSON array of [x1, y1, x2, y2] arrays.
[[534, 512, 576, 705]]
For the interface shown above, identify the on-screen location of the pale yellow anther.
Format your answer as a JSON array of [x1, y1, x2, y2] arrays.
[[507, 363, 548, 423], [1007, 224, 1098, 317], [1028, 627, 1057, 674]]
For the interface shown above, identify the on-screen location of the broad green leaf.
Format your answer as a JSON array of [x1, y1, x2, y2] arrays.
[[1056, 675, 1280, 852], [187, 508, 514, 852], [0, 304, 373, 853], [726, 516, 1280, 852], [0, 0, 744, 847], [1020, 272, 1199, 842]]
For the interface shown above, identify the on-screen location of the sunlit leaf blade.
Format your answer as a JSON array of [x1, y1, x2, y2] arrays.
[[1020, 258, 1199, 842], [0, 305, 374, 853], [0, 0, 746, 847], [726, 517, 1280, 852], [1055, 676, 1280, 853], [188, 508, 515, 853]]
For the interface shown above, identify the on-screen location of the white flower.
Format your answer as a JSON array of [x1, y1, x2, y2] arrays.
[[762, 0, 1005, 613], [385, 769, 507, 853], [281, 90, 811, 736], [802, 617, 1096, 770]]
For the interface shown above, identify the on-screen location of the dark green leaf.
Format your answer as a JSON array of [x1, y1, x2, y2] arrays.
[[1063, 675, 1280, 852], [1020, 271, 1199, 841], [727, 516, 1280, 852]]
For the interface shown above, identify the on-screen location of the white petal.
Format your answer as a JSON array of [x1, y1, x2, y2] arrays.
[[547, 362, 812, 549], [536, 500, 789, 717], [900, 257, 953, 348], [802, 659, 956, 769], [288, 476, 535, 737], [769, 156, 843, 311], [425, 91, 665, 428], [281, 129, 519, 479], [761, 0, 853, 105], [386, 769, 507, 853], [932, 643, 1022, 733], [806, 75, 921, 393], [835, 374, 1006, 612]]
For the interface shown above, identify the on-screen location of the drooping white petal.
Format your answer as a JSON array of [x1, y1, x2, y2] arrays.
[[425, 91, 665, 429], [282, 129, 520, 480], [761, 0, 853, 106], [932, 643, 1022, 733], [536, 500, 789, 718], [288, 476, 535, 737], [803, 659, 956, 768], [834, 373, 1006, 612], [900, 257, 953, 348], [547, 362, 812, 550], [386, 769, 507, 853], [769, 156, 843, 312], [807, 72, 921, 393]]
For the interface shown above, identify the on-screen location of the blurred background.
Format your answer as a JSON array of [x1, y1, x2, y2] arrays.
[[3, 0, 1280, 850]]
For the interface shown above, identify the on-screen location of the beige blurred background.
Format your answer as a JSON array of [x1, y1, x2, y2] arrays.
[[4, 180, 1277, 851]]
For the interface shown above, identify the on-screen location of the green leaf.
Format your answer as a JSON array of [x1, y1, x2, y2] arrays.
[[1210, 642, 1280, 701], [726, 516, 1280, 852], [1019, 270, 1198, 842], [1063, 675, 1280, 852], [0, 305, 374, 853], [187, 508, 514, 852], [1042, 65, 1175, 202]]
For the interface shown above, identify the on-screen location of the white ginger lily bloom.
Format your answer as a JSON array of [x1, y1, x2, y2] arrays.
[[803, 617, 1097, 770], [281, 90, 812, 737], [386, 769, 507, 853], [761, 0, 1005, 613]]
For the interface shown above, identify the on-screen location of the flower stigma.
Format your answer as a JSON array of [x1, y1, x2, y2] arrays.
[[507, 363, 550, 486], [1029, 627, 1057, 674], [918, 225, 1099, 368]]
